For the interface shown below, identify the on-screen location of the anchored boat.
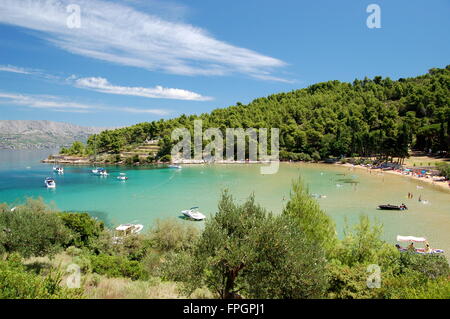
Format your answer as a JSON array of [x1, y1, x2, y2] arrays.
[[395, 235, 444, 254], [112, 223, 144, 244], [44, 177, 56, 188], [181, 206, 206, 221], [378, 204, 407, 211], [53, 166, 64, 174]]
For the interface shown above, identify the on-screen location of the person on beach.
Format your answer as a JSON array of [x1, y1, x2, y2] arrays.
[[424, 241, 432, 253]]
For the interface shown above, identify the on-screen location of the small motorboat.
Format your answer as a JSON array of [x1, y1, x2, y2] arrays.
[[395, 235, 444, 255], [44, 177, 56, 188], [168, 164, 182, 169], [311, 193, 327, 199], [378, 204, 407, 211], [98, 168, 109, 176], [117, 173, 128, 180], [181, 206, 206, 221], [53, 166, 64, 174], [92, 167, 104, 174], [112, 223, 144, 244]]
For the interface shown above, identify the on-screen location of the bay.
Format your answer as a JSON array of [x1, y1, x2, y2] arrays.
[[0, 149, 449, 257]]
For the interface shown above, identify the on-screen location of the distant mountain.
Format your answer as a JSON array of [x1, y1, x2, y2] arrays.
[[0, 120, 106, 150]]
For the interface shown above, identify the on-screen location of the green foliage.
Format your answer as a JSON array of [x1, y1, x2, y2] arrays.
[[61, 141, 86, 156], [149, 218, 199, 252], [89, 254, 148, 280], [169, 191, 328, 299], [435, 162, 450, 179], [334, 215, 397, 267], [0, 254, 83, 299], [159, 154, 172, 163], [74, 67, 449, 160], [397, 252, 450, 279], [282, 178, 337, 257], [326, 262, 378, 299], [58, 212, 104, 249], [0, 198, 71, 258]]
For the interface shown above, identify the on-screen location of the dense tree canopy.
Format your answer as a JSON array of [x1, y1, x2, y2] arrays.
[[73, 66, 449, 162]]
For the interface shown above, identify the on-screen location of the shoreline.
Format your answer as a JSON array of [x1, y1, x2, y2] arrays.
[[42, 154, 450, 193], [338, 163, 450, 193]]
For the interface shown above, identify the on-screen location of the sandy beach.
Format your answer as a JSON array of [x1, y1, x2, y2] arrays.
[[339, 163, 450, 193]]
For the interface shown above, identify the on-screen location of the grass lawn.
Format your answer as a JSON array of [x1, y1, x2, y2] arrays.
[[403, 155, 450, 168]]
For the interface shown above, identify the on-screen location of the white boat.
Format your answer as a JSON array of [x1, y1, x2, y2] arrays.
[[53, 166, 64, 174], [395, 235, 444, 254], [168, 164, 182, 169], [117, 173, 128, 180], [44, 177, 56, 188], [92, 167, 104, 174], [112, 223, 144, 243], [99, 168, 109, 176], [181, 206, 206, 221]]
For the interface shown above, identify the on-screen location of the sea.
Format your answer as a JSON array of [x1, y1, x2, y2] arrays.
[[0, 149, 449, 257]]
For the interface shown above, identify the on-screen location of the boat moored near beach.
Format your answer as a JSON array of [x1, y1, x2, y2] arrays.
[[117, 173, 128, 180], [181, 206, 206, 221], [53, 166, 64, 174], [112, 223, 144, 244], [378, 204, 407, 211], [395, 235, 444, 255], [44, 177, 56, 188]]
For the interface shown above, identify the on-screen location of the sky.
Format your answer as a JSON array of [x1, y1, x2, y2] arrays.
[[0, 0, 448, 127]]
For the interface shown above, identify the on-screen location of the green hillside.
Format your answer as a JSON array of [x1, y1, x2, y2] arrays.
[[67, 66, 450, 162]]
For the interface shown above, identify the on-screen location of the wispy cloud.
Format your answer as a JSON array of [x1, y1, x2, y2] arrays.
[[0, 65, 32, 75], [0, 92, 170, 115], [0, 0, 289, 81], [72, 76, 212, 101]]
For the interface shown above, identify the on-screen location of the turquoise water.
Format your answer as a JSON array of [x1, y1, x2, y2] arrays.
[[0, 150, 449, 257]]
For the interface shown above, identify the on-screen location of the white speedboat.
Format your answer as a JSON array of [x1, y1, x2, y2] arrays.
[[181, 206, 206, 221], [44, 177, 56, 188], [98, 168, 108, 176], [168, 164, 182, 169], [117, 173, 128, 180], [92, 167, 105, 174], [112, 223, 144, 244], [53, 166, 64, 174]]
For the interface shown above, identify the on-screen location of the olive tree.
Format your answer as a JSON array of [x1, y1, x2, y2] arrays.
[[172, 190, 328, 299]]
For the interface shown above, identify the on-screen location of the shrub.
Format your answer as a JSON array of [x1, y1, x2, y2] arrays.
[[90, 254, 147, 280], [171, 191, 328, 299], [58, 212, 104, 249], [0, 254, 83, 299], [159, 154, 172, 163], [149, 218, 199, 252], [0, 198, 71, 258], [282, 179, 337, 257]]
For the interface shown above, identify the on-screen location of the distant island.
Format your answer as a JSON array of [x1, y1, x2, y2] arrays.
[[0, 120, 105, 150]]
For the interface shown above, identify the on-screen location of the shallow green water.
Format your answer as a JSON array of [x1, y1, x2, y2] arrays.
[[0, 150, 449, 257]]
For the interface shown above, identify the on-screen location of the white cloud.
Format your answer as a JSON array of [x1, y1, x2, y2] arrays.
[[73, 76, 212, 101], [0, 0, 288, 81], [0, 91, 170, 115], [0, 65, 32, 75]]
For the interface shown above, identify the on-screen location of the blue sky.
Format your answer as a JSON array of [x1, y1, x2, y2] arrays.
[[0, 0, 448, 127]]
